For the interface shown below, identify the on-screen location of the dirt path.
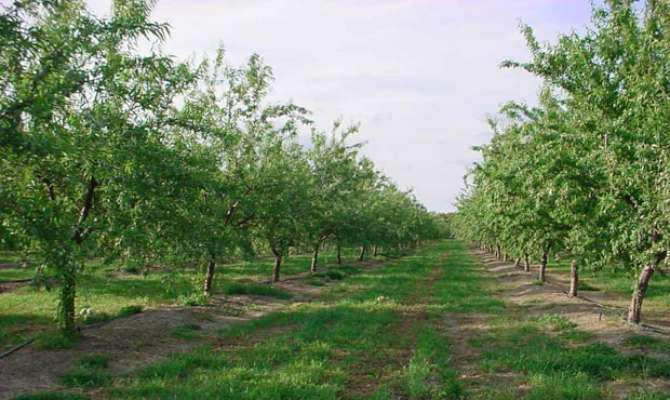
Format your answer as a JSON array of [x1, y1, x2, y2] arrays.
[[340, 264, 444, 399], [0, 263, 373, 400]]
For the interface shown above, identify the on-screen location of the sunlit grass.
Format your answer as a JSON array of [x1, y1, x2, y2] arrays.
[[0, 248, 376, 351]]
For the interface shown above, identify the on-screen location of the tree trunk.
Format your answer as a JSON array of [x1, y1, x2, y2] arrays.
[[503, 253, 508, 262], [310, 244, 319, 273], [336, 244, 342, 265], [272, 254, 282, 283], [359, 245, 367, 261], [568, 259, 578, 297], [373, 245, 378, 257], [59, 264, 77, 334], [627, 264, 655, 324], [524, 253, 530, 272], [495, 244, 501, 260], [538, 249, 548, 282], [203, 258, 216, 296], [514, 257, 521, 267]]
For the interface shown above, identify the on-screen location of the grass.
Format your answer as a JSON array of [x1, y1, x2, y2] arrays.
[[60, 354, 111, 389], [400, 325, 464, 399], [623, 334, 670, 353], [13, 393, 89, 400], [20, 241, 462, 399], [544, 258, 670, 308], [170, 324, 203, 340], [118, 304, 143, 317], [0, 248, 370, 351], [7, 241, 670, 399], [0, 252, 33, 281], [469, 313, 670, 399], [534, 314, 577, 331], [33, 330, 81, 350], [0, 267, 34, 282], [222, 282, 293, 299]]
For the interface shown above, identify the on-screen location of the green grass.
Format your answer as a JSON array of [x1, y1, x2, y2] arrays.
[[526, 373, 601, 400], [8, 241, 670, 399], [399, 325, 463, 399], [20, 241, 460, 399], [170, 324, 203, 340], [13, 393, 89, 400], [0, 249, 363, 351], [0, 267, 34, 281], [118, 304, 143, 317], [221, 282, 293, 299], [34, 330, 81, 350], [534, 314, 577, 331], [545, 258, 670, 307], [469, 314, 670, 399], [623, 334, 670, 352], [60, 353, 111, 389]]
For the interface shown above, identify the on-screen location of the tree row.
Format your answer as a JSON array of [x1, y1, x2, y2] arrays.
[[454, 0, 670, 324], [0, 1, 443, 333]]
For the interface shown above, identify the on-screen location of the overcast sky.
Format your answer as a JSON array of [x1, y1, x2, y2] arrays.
[[85, 0, 593, 212]]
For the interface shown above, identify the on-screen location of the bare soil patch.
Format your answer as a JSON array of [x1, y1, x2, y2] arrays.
[[0, 280, 31, 294]]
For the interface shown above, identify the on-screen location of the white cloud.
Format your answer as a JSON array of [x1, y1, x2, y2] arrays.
[[84, 0, 592, 211]]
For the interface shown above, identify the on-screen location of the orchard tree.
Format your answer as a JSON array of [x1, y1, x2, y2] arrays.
[[303, 122, 363, 271], [0, 0, 195, 333], [457, 0, 670, 324]]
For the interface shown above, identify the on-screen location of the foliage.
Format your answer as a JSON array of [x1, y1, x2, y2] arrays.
[[0, 0, 443, 333], [454, 0, 670, 323]]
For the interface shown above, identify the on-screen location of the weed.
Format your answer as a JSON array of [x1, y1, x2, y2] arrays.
[[120, 265, 142, 274], [13, 393, 89, 400], [170, 323, 202, 340], [623, 334, 670, 352], [535, 314, 577, 331], [578, 281, 600, 291], [177, 292, 209, 306], [118, 305, 143, 317], [324, 269, 346, 280], [78, 354, 109, 369], [34, 330, 80, 350], [526, 372, 601, 400], [60, 368, 110, 388], [60, 353, 111, 388], [222, 283, 293, 300], [305, 277, 326, 286]]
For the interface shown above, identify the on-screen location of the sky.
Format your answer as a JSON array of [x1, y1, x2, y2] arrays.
[[82, 0, 594, 212]]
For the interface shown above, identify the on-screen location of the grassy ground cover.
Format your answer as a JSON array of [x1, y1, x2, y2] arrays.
[[538, 257, 670, 310], [0, 247, 371, 352], [8, 241, 670, 399]]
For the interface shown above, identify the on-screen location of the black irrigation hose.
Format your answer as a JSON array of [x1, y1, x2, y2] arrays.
[[0, 309, 146, 361], [0, 338, 35, 360], [0, 278, 32, 284]]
